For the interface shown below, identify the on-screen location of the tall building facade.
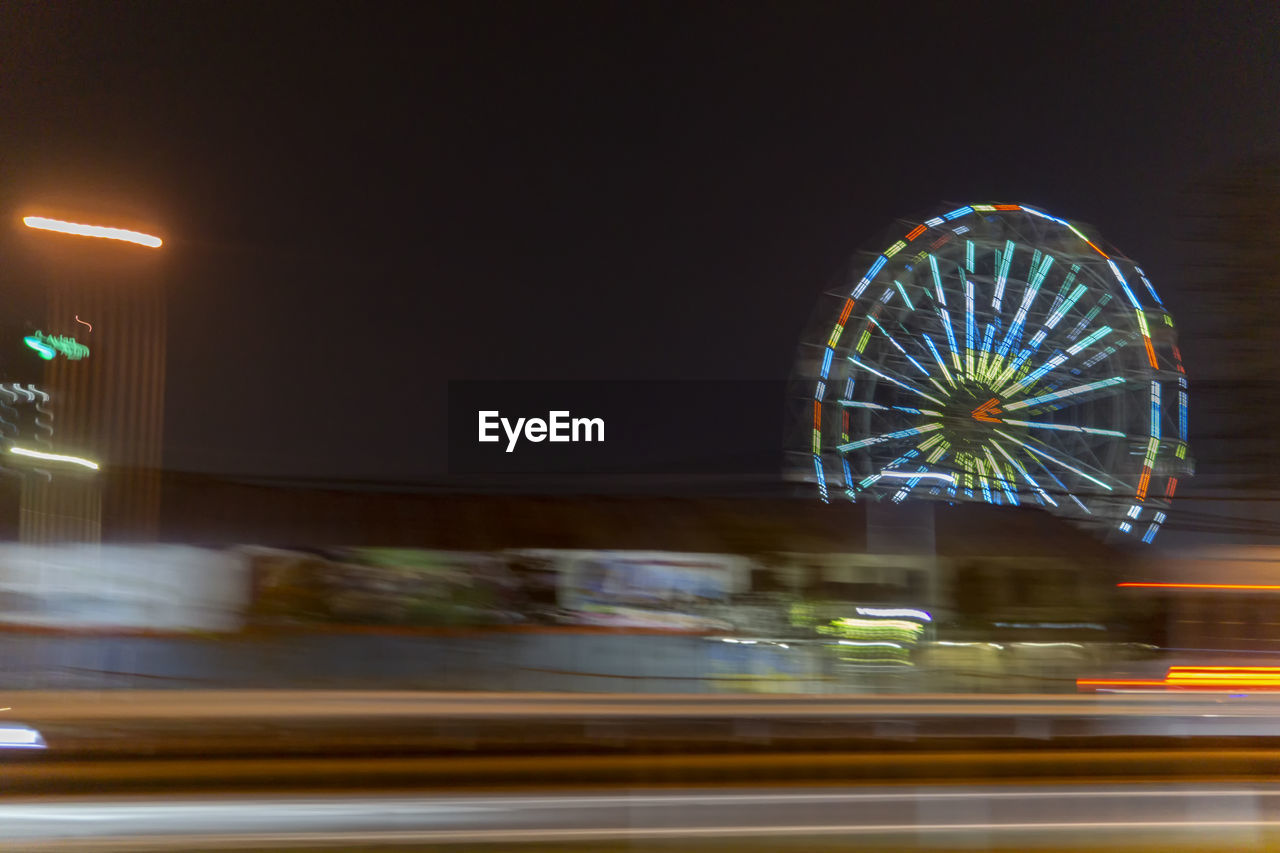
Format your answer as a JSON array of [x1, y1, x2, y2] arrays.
[[13, 219, 167, 542]]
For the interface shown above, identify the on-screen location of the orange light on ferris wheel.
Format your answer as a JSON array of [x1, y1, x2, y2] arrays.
[[23, 216, 162, 248]]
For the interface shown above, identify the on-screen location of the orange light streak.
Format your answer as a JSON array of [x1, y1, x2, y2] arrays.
[[1165, 477, 1178, 498], [993, 204, 1020, 211], [905, 224, 926, 241], [1142, 336, 1159, 369], [1080, 666, 1280, 691], [1118, 582, 1280, 590], [23, 216, 162, 248]]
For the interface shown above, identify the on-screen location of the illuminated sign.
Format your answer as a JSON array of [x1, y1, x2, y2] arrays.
[[23, 337, 54, 360], [23, 332, 88, 361]]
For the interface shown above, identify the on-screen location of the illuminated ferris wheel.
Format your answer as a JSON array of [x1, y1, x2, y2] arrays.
[[792, 203, 1192, 543]]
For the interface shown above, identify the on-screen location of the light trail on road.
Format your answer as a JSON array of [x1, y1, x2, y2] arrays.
[[5, 784, 1279, 850]]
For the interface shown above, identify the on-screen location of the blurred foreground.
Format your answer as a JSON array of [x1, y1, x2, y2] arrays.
[[5, 691, 1280, 850]]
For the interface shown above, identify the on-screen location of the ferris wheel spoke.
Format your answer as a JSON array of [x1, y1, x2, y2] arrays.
[[1025, 427, 1113, 482], [868, 317, 935, 381], [1001, 376, 1128, 412], [988, 439, 1058, 507], [918, 332, 957, 388], [997, 419, 1127, 438], [991, 427, 1122, 493], [837, 399, 943, 418], [846, 355, 947, 407], [997, 325, 1115, 397], [996, 252, 1055, 365], [836, 422, 943, 454]]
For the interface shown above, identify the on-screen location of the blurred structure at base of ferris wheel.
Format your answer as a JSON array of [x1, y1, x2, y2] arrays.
[[5, 200, 166, 543]]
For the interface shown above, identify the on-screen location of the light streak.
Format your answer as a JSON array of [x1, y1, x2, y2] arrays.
[[1179, 378, 1188, 441], [846, 355, 947, 406], [879, 470, 956, 484], [23, 216, 162, 248], [997, 253, 1053, 362], [1002, 376, 1125, 411], [1018, 204, 1070, 226], [1118, 583, 1280, 590], [23, 337, 54, 360], [868, 317, 932, 377], [984, 446, 1018, 505], [977, 321, 998, 381], [974, 454, 993, 503], [1066, 294, 1111, 342], [992, 428, 1114, 491], [934, 305, 963, 374], [1135, 309, 1159, 368], [855, 607, 931, 621], [989, 438, 1057, 507], [905, 224, 926, 241], [833, 617, 925, 633], [998, 419, 1126, 438], [0, 725, 45, 749], [964, 279, 976, 376], [924, 439, 950, 464], [1136, 266, 1164, 306], [1000, 351, 1067, 396], [1048, 265, 1081, 316], [992, 239, 1014, 311], [1106, 259, 1142, 309], [1066, 222, 1109, 258], [942, 206, 972, 220], [1081, 666, 1280, 692], [836, 640, 904, 648], [888, 281, 914, 313], [836, 423, 942, 453], [929, 254, 946, 305], [75, 315, 92, 332], [9, 446, 99, 470], [1135, 381, 1160, 501], [920, 333, 956, 387], [1066, 325, 1111, 356], [1080, 345, 1118, 369]]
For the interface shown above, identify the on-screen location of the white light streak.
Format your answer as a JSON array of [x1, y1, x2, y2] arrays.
[[23, 216, 162, 248], [9, 446, 99, 470]]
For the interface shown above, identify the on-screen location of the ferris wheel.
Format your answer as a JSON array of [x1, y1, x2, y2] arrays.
[[792, 203, 1192, 543]]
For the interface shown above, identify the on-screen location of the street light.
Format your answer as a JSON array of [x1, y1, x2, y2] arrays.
[[22, 215, 162, 248]]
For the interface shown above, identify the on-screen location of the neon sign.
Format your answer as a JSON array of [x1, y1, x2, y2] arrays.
[[23, 332, 89, 361], [23, 337, 54, 360]]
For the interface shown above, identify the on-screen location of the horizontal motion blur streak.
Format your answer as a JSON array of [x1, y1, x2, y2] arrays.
[[23, 216, 162, 248], [9, 446, 100, 470]]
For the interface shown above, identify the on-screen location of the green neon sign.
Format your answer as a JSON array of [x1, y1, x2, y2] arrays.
[[24, 331, 89, 361], [24, 337, 55, 360]]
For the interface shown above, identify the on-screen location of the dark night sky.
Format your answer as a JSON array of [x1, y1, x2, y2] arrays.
[[0, 1, 1276, 483]]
